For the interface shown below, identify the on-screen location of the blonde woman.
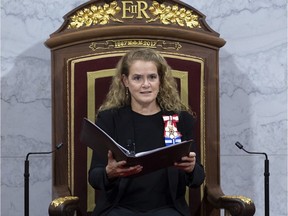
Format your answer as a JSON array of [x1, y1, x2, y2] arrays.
[[89, 48, 205, 216]]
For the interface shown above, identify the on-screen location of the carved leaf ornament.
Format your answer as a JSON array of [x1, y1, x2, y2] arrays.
[[148, 2, 200, 28], [67, 1, 200, 29], [68, 1, 122, 29]]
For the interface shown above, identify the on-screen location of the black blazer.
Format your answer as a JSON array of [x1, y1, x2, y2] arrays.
[[89, 106, 205, 216]]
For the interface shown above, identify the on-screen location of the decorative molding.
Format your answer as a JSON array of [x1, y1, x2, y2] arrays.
[[148, 1, 200, 28], [50, 196, 79, 207], [89, 39, 182, 50], [67, 1, 200, 29], [221, 195, 254, 205], [68, 1, 123, 29]]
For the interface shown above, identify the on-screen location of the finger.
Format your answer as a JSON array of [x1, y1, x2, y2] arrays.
[[107, 151, 127, 166], [120, 165, 143, 176], [117, 160, 127, 167], [107, 150, 113, 162], [189, 152, 196, 158], [122, 165, 142, 172], [181, 156, 193, 162], [174, 161, 195, 173], [181, 152, 196, 162], [174, 161, 191, 167]]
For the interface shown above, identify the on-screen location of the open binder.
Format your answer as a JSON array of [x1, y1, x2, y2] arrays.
[[80, 118, 193, 176]]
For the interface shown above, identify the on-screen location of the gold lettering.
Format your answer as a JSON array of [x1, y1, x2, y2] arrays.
[[110, 39, 160, 49], [136, 1, 150, 19], [122, 1, 134, 18], [122, 0, 150, 19], [131, 5, 137, 14]]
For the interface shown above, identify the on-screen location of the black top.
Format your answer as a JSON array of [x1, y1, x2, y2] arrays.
[[119, 111, 172, 211], [88, 106, 205, 216]]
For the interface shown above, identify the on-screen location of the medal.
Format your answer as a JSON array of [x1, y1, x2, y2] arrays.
[[163, 114, 182, 145]]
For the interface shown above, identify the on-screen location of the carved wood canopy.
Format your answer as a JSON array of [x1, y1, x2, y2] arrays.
[[46, 0, 225, 49]]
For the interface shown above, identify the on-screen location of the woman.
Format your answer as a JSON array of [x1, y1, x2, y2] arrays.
[[89, 48, 205, 216]]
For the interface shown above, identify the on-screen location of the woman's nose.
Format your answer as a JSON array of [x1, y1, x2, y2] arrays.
[[142, 78, 150, 87]]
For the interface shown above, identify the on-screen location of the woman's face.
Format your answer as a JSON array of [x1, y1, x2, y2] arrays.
[[123, 60, 160, 109]]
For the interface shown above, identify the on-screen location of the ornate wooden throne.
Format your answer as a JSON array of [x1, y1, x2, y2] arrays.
[[45, 0, 255, 215]]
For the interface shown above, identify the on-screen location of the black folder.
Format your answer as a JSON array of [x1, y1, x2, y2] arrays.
[[80, 118, 193, 176]]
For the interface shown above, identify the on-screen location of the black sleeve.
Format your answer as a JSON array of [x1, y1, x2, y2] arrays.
[[179, 111, 205, 187], [185, 163, 205, 188], [88, 109, 120, 190]]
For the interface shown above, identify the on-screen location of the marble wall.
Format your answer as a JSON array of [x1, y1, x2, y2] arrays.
[[1, 0, 287, 215]]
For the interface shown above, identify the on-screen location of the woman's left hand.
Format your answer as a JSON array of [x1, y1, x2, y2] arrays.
[[174, 152, 196, 173]]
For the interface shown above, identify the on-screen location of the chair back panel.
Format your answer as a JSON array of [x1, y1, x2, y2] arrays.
[[67, 51, 205, 215]]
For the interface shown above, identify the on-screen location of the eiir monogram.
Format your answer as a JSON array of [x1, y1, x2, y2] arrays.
[[122, 1, 150, 19]]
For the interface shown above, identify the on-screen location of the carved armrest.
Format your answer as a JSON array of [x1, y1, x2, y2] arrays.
[[206, 185, 256, 216], [48, 185, 81, 216]]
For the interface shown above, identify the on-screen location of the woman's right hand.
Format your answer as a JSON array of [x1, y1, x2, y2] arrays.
[[105, 150, 143, 179]]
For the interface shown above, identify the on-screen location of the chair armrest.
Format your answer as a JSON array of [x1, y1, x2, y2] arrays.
[[206, 185, 256, 216], [48, 185, 81, 216]]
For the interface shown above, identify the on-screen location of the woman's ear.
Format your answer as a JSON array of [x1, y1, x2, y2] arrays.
[[122, 74, 128, 87]]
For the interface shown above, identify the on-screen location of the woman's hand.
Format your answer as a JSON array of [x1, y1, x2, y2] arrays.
[[105, 150, 143, 179], [174, 152, 196, 173]]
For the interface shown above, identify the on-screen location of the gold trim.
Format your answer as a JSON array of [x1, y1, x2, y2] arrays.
[[67, 1, 200, 29], [68, 52, 125, 211], [89, 39, 182, 50], [171, 70, 188, 106], [67, 50, 205, 212], [68, 1, 123, 29], [68, 62, 74, 191], [148, 1, 201, 28], [87, 69, 116, 120], [67, 51, 130, 191], [50, 196, 79, 208], [86, 69, 116, 211], [221, 195, 254, 205]]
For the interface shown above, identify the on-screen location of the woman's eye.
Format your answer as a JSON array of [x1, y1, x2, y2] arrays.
[[132, 76, 142, 81], [149, 75, 158, 80]]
